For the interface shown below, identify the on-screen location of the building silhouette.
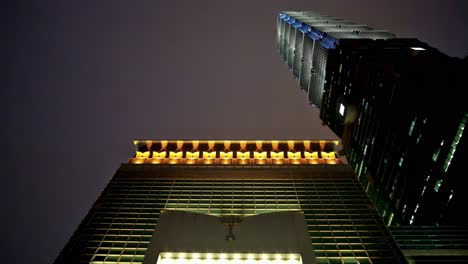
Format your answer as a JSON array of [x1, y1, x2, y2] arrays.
[[277, 11, 468, 262], [55, 140, 408, 264]]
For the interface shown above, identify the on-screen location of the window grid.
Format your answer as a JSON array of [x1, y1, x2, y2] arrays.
[[63, 174, 403, 263]]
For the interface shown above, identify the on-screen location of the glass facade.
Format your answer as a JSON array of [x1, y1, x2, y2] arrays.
[[277, 11, 468, 262], [277, 11, 468, 228], [55, 157, 406, 263], [277, 11, 394, 109], [390, 226, 468, 263]]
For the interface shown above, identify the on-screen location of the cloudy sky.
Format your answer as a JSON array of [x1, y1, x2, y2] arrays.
[[5, 0, 468, 262]]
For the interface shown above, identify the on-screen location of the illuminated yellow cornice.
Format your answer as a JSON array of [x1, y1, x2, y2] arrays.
[[129, 139, 342, 165]]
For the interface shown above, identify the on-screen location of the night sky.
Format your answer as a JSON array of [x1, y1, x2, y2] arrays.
[[5, 1, 468, 263]]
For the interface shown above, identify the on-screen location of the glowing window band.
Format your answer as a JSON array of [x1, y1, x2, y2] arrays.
[[157, 252, 302, 264]]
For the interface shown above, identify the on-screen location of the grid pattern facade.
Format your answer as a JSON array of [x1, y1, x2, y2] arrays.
[[282, 20, 290, 62], [277, 11, 394, 108], [287, 25, 298, 68], [390, 226, 468, 251], [390, 226, 468, 263], [55, 165, 406, 264], [321, 40, 468, 227], [278, 18, 287, 55], [293, 32, 304, 78], [308, 43, 328, 107], [276, 16, 282, 52], [299, 36, 315, 92]]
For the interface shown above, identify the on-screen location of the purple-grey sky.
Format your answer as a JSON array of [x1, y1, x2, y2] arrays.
[[4, 0, 468, 263]]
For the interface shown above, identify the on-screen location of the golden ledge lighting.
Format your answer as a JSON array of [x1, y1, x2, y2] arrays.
[[128, 140, 343, 165], [157, 252, 302, 264]]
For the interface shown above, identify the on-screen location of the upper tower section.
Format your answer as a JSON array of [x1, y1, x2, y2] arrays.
[[277, 11, 468, 227], [276, 11, 396, 107], [277, 11, 395, 108]]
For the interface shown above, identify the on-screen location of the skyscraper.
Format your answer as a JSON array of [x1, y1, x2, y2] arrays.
[[277, 10, 468, 262], [54, 10, 468, 264], [55, 140, 407, 264]]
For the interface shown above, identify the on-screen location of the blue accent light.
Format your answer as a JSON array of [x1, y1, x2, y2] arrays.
[[292, 21, 303, 29], [321, 36, 339, 49], [282, 15, 291, 22], [279, 13, 286, 19], [287, 18, 297, 25], [307, 31, 323, 40], [298, 25, 311, 33]]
